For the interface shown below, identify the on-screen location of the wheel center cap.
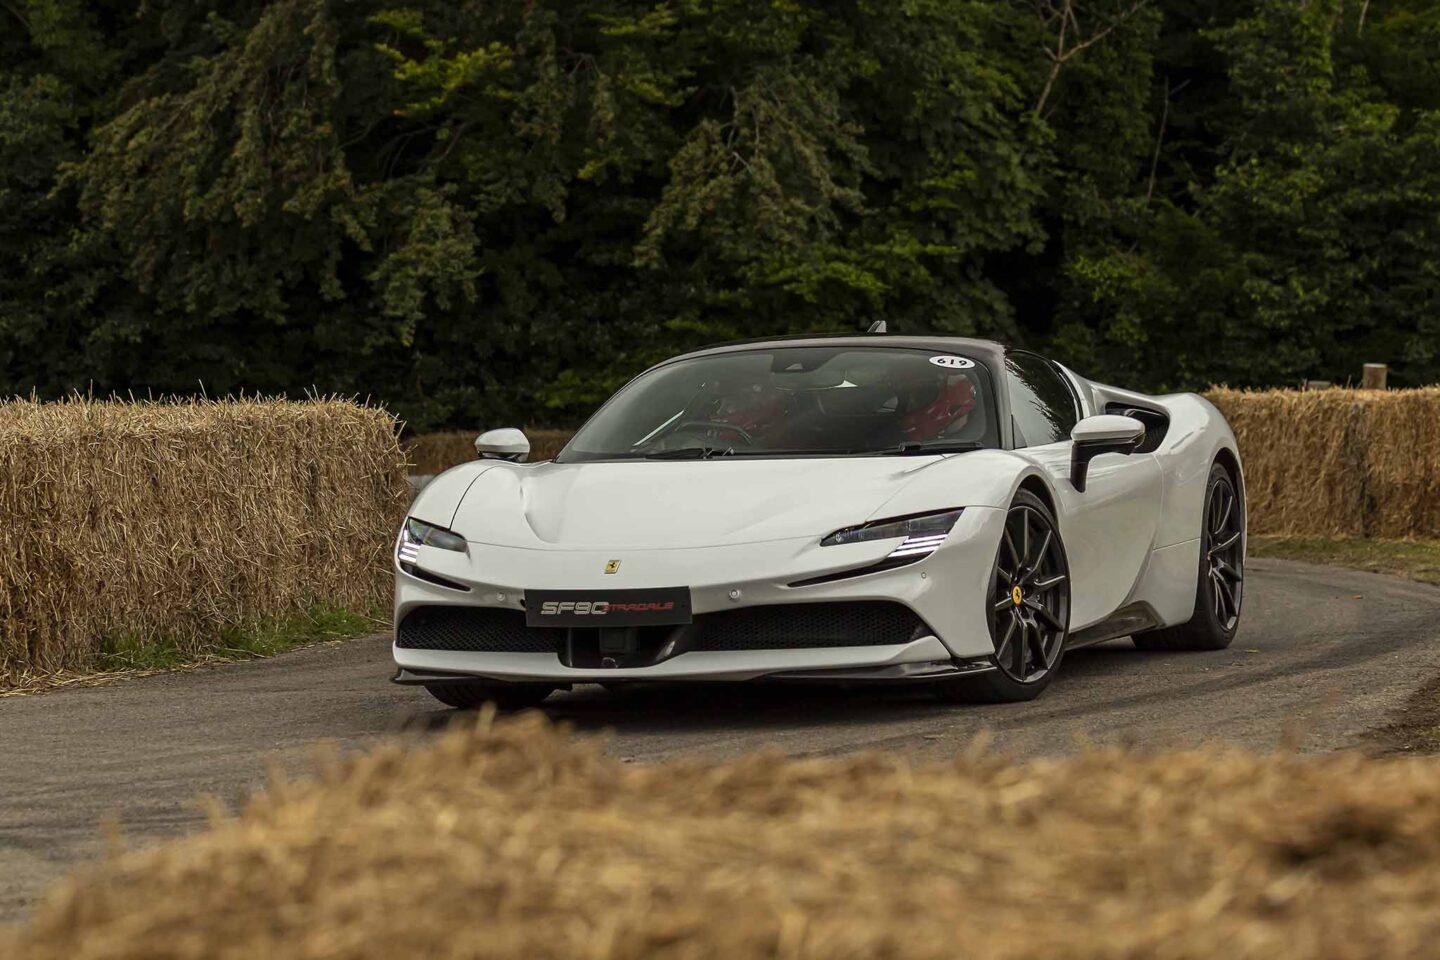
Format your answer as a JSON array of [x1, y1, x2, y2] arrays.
[[1011, 585, 1024, 606]]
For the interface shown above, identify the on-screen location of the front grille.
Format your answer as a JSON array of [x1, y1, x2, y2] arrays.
[[692, 601, 927, 652], [396, 606, 562, 653], [396, 601, 930, 656]]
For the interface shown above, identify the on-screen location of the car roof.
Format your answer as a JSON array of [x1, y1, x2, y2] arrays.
[[669, 334, 1008, 368]]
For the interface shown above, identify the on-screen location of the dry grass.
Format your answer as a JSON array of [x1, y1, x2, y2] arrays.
[[1209, 387, 1440, 537], [405, 428, 573, 475], [0, 397, 408, 684], [8, 712, 1440, 960]]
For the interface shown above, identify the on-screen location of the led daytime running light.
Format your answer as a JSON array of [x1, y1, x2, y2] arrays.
[[397, 517, 467, 565], [820, 509, 963, 552]]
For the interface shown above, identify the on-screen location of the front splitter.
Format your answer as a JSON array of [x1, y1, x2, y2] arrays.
[[392, 654, 995, 687]]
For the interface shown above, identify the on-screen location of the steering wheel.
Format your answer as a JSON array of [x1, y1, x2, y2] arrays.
[[665, 420, 757, 447]]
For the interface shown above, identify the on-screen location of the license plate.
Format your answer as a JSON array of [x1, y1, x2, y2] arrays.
[[524, 588, 692, 628]]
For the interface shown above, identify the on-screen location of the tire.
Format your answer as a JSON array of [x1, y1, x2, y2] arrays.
[[1133, 462, 1244, 651], [424, 681, 556, 710], [939, 489, 1071, 704]]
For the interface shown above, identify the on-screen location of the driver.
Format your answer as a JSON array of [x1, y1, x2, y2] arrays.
[[709, 379, 788, 444], [894, 368, 979, 443]]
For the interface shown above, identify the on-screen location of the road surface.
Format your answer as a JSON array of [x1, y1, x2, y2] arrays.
[[3, 558, 1439, 923]]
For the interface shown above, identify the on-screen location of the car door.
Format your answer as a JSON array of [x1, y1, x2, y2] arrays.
[[1004, 352, 1163, 631]]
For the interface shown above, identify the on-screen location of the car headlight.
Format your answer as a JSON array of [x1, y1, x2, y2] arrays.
[[821, 509, 963, 559], [397, 517, 467, 566]]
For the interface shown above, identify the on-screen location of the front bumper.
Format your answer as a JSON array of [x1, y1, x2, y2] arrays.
[[392, 506, 1006, 683]]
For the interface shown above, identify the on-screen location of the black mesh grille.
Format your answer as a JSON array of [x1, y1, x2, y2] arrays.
[[692, 601, 926, 651], [397, 602, 929, 656], [396, 606, 562, 653]]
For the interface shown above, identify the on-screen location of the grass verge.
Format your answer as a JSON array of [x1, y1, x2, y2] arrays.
[[9, 712, 1440, 959], [1249, 535, 1440, 587], [1, 605, 382, 697]]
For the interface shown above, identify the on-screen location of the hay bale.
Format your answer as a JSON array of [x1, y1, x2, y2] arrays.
[[1207, 387, 1369, 536], [1207, 387, 1440, 538], [0, 398, 408, 683], [1357, 389, 1440, 538], [9, 713, 1440, 960], [404, 428, 573, 474]]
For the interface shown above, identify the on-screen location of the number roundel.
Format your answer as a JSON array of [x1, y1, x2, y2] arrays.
[[929, 355, 975, 369]]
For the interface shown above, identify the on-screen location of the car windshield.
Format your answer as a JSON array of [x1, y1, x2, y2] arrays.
[[556, 346, 998, 462]]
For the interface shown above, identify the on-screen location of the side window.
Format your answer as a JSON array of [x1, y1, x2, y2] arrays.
[[1006, 353, 1079, 447]]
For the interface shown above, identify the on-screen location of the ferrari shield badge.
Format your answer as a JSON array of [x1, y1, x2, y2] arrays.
[[604, 559, 621, 575]]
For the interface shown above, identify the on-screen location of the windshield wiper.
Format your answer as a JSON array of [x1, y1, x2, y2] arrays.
[[641, 442, 982, 460], [721, 447, 854, 457], [884, 440, 984, 456], [643, 446, 727, 460]]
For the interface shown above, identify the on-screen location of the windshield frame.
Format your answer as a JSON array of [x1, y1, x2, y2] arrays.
[[553, 345, 1000, 464]]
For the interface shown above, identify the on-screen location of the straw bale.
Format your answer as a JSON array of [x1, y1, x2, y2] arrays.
[[1207, 387, 1440, 537], [8, 712, 1440, 959], [0, 397, 408, 682]]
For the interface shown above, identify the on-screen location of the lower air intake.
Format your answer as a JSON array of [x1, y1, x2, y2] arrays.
[[396, 606, 562, 654], [692, 601, 928, 651]]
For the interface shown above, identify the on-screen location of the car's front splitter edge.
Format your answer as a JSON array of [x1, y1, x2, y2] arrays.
[[757, 656, 996, 684], [391, 650, 997, 687]]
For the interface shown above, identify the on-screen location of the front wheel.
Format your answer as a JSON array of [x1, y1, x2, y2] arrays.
[[1133, 462, 1243, 651], [939, 489, 1071, 703], [424, 681, 556, 711]]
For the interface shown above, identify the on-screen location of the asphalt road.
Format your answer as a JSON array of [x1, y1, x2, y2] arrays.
[[3, 557, 1440, 923]]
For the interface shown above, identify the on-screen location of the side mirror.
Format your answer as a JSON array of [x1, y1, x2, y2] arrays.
[[475, 428, 530, 463], [1069, 415, 1145, 492]]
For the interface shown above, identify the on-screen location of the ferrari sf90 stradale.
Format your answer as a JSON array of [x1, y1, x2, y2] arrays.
[[393, 335, 1245, 708]]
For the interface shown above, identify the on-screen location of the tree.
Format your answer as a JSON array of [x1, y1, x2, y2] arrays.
[[3, 0, 1436, 424], [1055, 0, 1440, 389]]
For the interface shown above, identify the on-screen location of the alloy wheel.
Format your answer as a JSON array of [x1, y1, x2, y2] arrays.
[[990, 504, 1070, 683], [1205, 476, 1244, 631]]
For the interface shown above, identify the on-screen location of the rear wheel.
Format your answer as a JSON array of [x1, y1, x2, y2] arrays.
[[940, 489, 1070, 703], [424, 681, 556, 711], [1133, 462, 1243, 651]]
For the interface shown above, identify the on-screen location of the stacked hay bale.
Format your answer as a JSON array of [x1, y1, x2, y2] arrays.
[[0, 398, 408, 683], [1208, 387, 1440, 537]]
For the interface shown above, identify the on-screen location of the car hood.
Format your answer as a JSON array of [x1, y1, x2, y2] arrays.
[[447, 457, 959, 550]]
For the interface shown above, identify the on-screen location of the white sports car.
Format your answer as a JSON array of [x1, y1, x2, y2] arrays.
[[393, 335, 1245, 708]]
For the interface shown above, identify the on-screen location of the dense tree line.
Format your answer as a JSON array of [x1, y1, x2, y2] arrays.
[[2, 0, 1437, 430]]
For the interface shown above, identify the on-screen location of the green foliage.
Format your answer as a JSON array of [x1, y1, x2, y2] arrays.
[[1055, 0, 1440, 389], [2, 0, 1438, 425]]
